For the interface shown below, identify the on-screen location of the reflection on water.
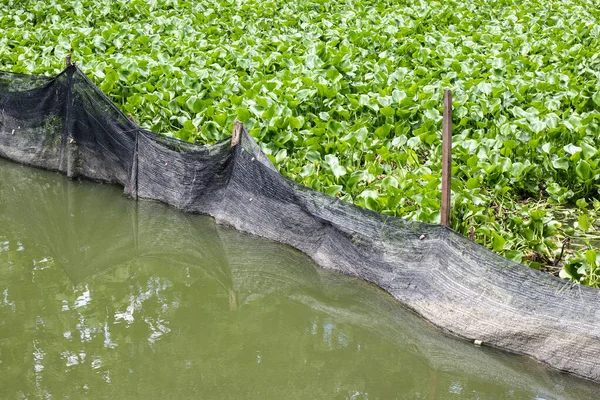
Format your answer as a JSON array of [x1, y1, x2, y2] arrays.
[[0, 158, 598, 399]]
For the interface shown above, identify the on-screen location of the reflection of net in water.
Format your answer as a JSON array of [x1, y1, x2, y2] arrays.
[[1, 66, 600, 383]]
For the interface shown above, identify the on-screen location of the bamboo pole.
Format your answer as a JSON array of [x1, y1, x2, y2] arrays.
[[441, 89, 452, 227], [65, 54, 72, 68], [231, 120, 242, 147]]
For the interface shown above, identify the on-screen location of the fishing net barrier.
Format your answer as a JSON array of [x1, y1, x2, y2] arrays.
[[1, 65, 599, 383]]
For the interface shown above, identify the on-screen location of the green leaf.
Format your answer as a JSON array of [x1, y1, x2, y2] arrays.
[[325, 185, 343, 197], [331, 163, 347, 179], [359, 189, 379, 200], [424, 108, 441, 121], [560, 262, 581, 280], [407, 136, 420, 148], [575, 160, 591, 180], [128, 94, 143, 107], [462, 139, 479, 151], [296, 89, 315, 101], [477, 81, 492, 95], [505, 250, 524, 263], [581, 142, 597, 159], [380, 106, 395, 117], [511, 162, 525, 178], [576, 198, 588, 209], [492, 232, 505, 252], [585, 250, 597, 267], [289, 116, 302, 129], [324, 154, 346, 178], [186, 96, 203, 113], [552, 157, 569, 170], [354, 127, 368, 143], [381, 176, 398, 189], [529, 209, 546, 221], [563, 143, 582, 155], [578, 215, 589, 232], [275, 149, 287, 164], [592, 91, 600, 107], [392, 135, 407, 147], [236, 107, 251, 121], [299, 164, 315, 177], [392, 89, 406, 103], [466, 177, 479, 190], [530, 262, 542, 270], [466, 155, 478, 168], [541, 143, 552, 153]]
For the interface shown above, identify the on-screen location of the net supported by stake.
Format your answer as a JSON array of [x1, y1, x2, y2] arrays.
[[1, 65, 599, 382]]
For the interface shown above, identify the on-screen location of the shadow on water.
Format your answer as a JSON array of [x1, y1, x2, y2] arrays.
[[0, 158, 598, 399]]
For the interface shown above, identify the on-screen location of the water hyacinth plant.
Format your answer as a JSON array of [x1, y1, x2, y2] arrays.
[[1, 0, 600, 286]]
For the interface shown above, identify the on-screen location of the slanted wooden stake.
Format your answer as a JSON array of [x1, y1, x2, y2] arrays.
[[441, 89, 452, 227], [231, 120, 242, 147], [66, 54, 72, 68]]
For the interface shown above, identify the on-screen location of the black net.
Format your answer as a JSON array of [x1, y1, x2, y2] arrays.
[[0, 70, 67, 171], [69, 70, 138, 187], [1, 65, 600, 383]]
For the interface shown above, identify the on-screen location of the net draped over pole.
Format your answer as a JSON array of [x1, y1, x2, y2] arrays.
[[1, 65, 599, 383]]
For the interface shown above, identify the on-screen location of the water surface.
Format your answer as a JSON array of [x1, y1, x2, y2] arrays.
[[0, 158, 597, 399]]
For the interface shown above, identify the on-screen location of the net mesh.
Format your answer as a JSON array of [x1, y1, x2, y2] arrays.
[[1, 65, 599, 383]]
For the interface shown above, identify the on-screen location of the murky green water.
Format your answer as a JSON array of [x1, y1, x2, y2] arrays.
[[0, 158, 598, 399]]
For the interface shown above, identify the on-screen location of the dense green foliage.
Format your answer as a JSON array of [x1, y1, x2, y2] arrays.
[[2, 0, 600, 285]]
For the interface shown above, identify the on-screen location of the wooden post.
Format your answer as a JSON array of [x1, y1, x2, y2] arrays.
[[231, 120, 242, 147], [65, 54, 72, 68], [441, 89, 452, 227]]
